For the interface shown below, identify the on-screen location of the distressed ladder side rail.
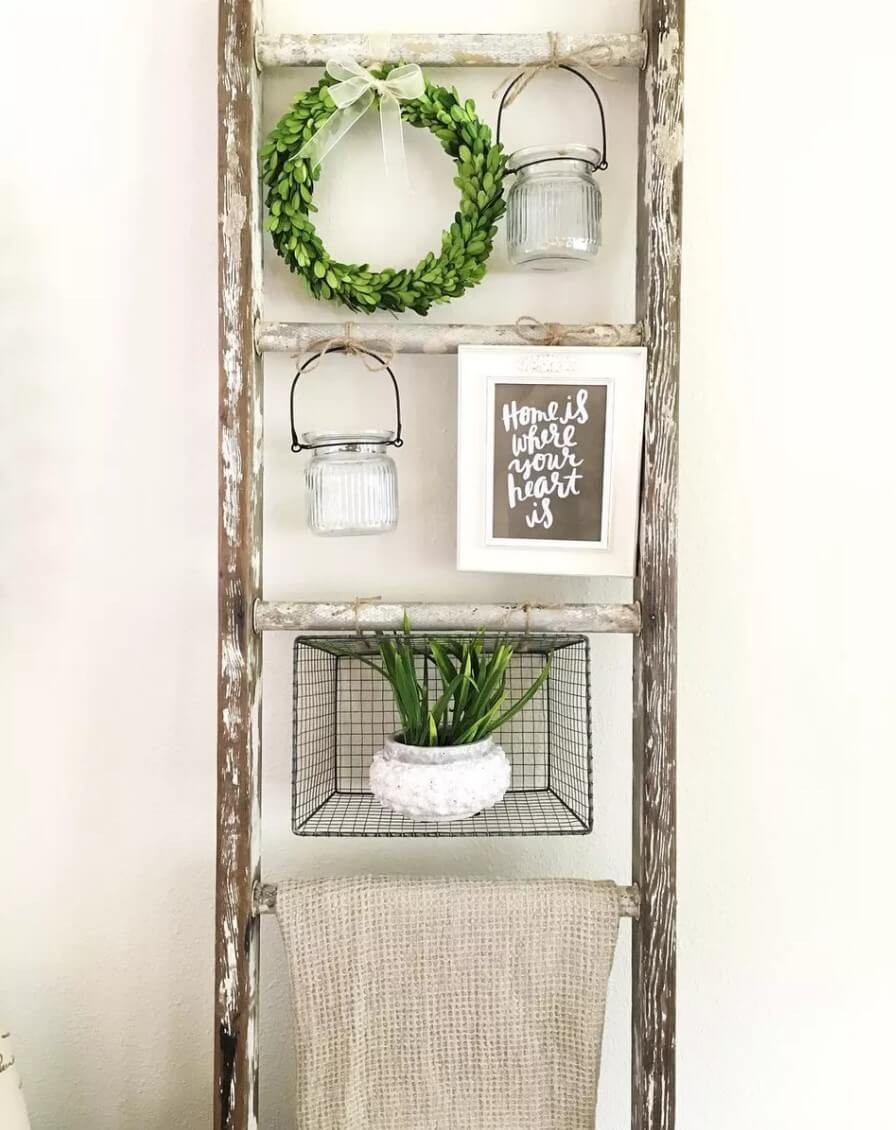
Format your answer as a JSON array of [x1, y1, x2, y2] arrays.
[[217, 1, 263, 1129], [632, 4, 683, 1130]]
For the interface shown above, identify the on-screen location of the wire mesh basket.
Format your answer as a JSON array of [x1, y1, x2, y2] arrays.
[[292, 633, 592, 836]]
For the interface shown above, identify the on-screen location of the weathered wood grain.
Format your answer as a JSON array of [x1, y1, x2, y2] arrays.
[[253, 600, 642, 635], [256, 31, 647, 69], [632, 4, 683, 1130], [253, 881, 641, 919], [256, 320, 644, 355], [217, 2, 263, 1129]]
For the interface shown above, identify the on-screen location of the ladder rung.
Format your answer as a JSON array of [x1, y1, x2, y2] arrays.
[[256, 321, 643, 355], [254, 600, 641, 635], [255, 31, 647, 70], [254, 881, 641, 918]]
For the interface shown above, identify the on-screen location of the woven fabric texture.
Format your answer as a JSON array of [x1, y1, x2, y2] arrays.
[[274, 875, 621, 1130]]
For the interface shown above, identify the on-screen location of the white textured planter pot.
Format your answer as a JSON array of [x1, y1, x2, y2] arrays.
[[0, 1030, 31, 1130], [370, 737, 511, 822]]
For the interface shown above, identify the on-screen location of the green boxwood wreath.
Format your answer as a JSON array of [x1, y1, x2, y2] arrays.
[[260, 70, 508, 316]]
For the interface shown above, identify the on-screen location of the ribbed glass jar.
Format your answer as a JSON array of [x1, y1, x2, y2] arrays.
[[304, 431, 398, 536], [506, 145, 602, 270]]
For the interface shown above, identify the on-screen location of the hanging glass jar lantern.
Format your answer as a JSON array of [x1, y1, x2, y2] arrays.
[[290, 345, 402, 537], [498, 65, 608, 270]]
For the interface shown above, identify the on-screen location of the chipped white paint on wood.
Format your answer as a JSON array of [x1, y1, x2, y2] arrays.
[[256, 320, 644, 355], [255, 31, 647, 69], [253, 881, 641, 919], [632, 3, 683, 1130], [217, 2, 263, 1129], [253, 600, 642, 635]]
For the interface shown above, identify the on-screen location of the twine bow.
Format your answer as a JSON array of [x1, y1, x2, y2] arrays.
[[493, 31, 618, 108], [298, 55, 425, 179], [297, 323, 395, 373], [514, 315, 622, 348]]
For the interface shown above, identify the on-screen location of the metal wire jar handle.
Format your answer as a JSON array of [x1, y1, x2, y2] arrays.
[[289, 345, 404, 453], [496, 63, 609, 171]]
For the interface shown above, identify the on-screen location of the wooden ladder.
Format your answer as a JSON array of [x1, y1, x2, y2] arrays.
[[216, 6, 682, 1129]]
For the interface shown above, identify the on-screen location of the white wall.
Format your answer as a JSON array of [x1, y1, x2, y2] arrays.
[[2, 1, 894, 1128], [679, 5, 896, 1125]]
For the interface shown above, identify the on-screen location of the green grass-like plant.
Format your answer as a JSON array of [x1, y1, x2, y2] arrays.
[[361, 618, 550, 747]]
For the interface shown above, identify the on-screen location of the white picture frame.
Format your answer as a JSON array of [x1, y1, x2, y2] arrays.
[[456, 345, 647, 577]]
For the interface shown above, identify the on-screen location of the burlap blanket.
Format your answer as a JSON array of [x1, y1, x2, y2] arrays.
[[275, 876, 621, 1130]]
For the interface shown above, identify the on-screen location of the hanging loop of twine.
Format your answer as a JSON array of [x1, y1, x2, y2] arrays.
[[295, 323, 395, 373], [513, 315, 622, 348], [499, 600, 568, 636], [349, 595, 384, 636], [492, 31, 618, 109]]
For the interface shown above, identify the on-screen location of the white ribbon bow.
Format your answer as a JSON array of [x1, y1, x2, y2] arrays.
[[298, 58, 425, 179]]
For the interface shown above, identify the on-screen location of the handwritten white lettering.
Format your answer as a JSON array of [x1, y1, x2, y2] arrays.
[[500, 387, 591, 532]]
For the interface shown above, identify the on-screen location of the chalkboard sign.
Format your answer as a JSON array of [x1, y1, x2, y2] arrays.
[[457, 346, 647, 577], [492, 382, 608, 543]]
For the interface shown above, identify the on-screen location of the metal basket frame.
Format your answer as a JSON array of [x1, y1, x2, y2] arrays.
[[292, 632, 593, 837]]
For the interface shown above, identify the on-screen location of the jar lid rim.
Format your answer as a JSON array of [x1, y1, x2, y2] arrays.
[[507, 144, 603, 172], [302, 429, 395, 448]]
